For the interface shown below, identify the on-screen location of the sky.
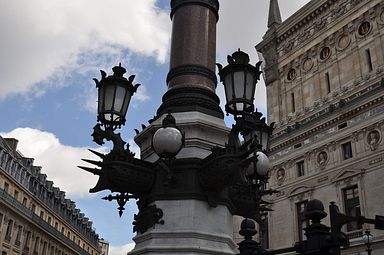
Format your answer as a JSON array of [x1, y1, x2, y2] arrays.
[[0, 0, 310, 254]]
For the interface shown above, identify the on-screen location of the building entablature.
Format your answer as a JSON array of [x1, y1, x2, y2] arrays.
[[269, 77, 384, 152], [259, 0, 379, 60], [276, 1, 384, 76]]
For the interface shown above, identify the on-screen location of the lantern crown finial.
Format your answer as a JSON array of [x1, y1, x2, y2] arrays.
[[112, 63, 127, 77], [228, 49, 250, 65]]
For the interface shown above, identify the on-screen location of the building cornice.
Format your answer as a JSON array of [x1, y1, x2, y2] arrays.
[[269, 78, 384, 153]]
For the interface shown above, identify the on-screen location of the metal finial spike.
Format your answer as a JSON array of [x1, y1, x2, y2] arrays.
[[82, 159, 103, 167], [88, 149, 105, 159], [78, 166, 102, 176]]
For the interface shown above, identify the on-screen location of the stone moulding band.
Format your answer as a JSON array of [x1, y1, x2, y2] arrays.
[[166, 64, 218, 86], [170, 0, 220, 21]]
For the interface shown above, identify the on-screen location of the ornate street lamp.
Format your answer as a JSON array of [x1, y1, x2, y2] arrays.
[[217, 49, 263, 116], [363, 229, 373, 255], [93, 63, 140, 129], [81, 51, 276, 233]]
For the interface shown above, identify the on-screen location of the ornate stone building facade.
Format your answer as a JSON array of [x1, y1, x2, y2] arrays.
[[256, 0, 384, 253], [0, 136, 101, 255]]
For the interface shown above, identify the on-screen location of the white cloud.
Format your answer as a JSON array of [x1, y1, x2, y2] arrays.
[[109, 243, 135, 255], [0, 128, 106, 198], [0, 0, 170, 100]]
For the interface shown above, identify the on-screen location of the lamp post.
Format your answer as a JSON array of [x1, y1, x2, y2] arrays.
[[363, 230, 373, 255], [80, 1, 275, 254]]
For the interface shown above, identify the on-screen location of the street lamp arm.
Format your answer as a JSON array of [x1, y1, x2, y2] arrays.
[[92, 123, 127, 153]]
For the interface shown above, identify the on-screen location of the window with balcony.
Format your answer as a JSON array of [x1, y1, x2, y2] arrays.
[[5, 219, 13, 241], [15, 225, 22, 246], [24, 231, 31, 251], [343, 185, 362, 231]]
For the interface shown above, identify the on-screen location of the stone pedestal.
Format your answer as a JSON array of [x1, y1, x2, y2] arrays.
[[128, 200, 237, 255]]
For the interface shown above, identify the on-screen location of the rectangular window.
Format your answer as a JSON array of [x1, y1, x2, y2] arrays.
[[15, 225, 22, 246], [24, 231, 32, 250], [48, 217, 52, 225], [42, 241, 47, 255], [325, 72, 331, 94], [31, 204, 36, 213], [40, 211, 44, 219], [22, 197, 28, 206], [4, 182, 9, 193], [291, 92, 296, 113], [55, 222, 58, 230], [343, 186, 362, 231], [0, 213, 3, 230], [297, 161, 305, 177], [33, 236, 40, 254], [296, 201, 309, 241], [366, 49, 373, 72], [342, 142, 353, 160], [338, 123, 347, 129], [5, 219, 13, 241], [14, 190, 19, 201]]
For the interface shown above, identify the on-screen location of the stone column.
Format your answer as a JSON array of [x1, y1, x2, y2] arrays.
[[130, 1, 237, 254], [157, 0, 223, 119]]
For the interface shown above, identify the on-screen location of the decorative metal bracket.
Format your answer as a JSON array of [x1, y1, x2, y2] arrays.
[[133, 205, 165, 234], [103, 193, 136, 217]]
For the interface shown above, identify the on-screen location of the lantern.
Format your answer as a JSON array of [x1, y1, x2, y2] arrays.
[[94, 63, 140, 129], [217, 49, 262, 116]]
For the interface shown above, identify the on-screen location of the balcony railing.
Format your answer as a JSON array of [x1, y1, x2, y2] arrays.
[[0, 189, 92, 255]]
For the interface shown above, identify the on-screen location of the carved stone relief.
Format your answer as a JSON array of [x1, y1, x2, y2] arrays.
[[317, 151, 328, 169], [302, 58, 314, 72], [276, 168, 286, 185], [366, 129, 381, 151], [336, 34, 351, 50], [358, 21, 372, 36], [319, 46, 332, 61]]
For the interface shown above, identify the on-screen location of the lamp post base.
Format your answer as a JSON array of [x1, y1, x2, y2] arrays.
[[128, 200, 237, 255]]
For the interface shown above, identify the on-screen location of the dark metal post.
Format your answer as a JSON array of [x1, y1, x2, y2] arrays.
[[297, 199, 333, 255], [237, 219, 267, 255], [364, 230, 373, 255]]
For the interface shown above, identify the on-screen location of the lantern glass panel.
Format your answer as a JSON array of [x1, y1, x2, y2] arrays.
[[104, 85, 115, 111], [245, 71, 256, 101], [224, 74, 233, 103], [114, 85, 126, 113], [98, 86, 104, 114], [122, 95, 131, 118], [234, 71, 245, 99]]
